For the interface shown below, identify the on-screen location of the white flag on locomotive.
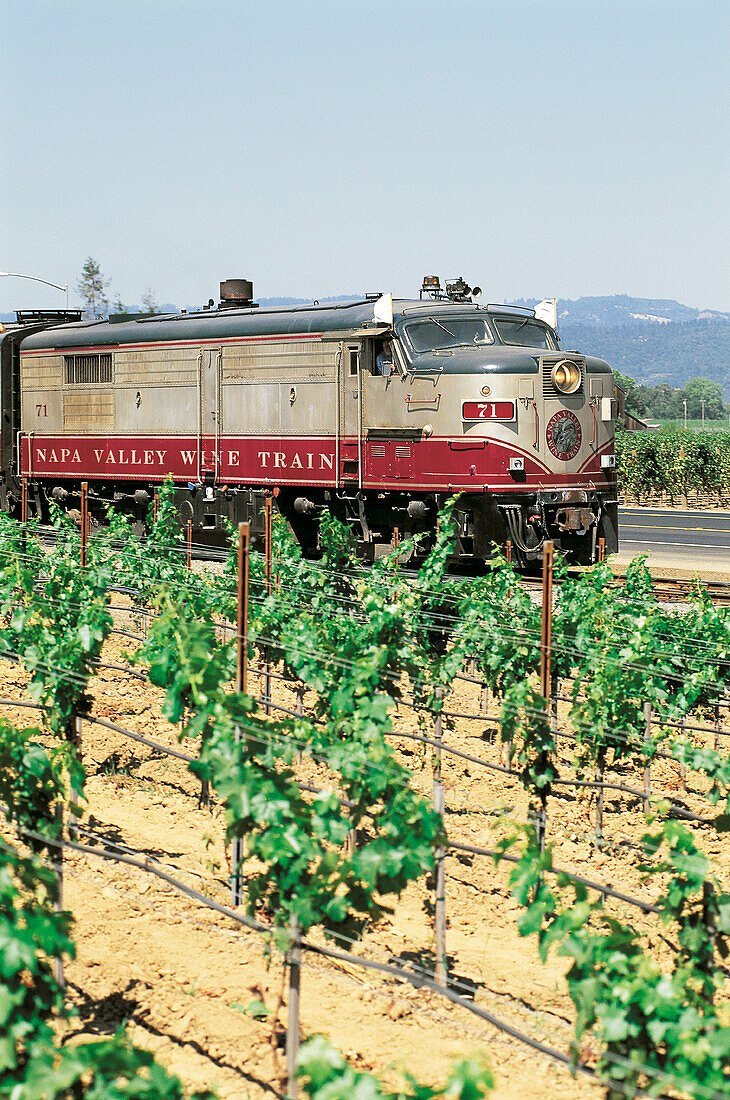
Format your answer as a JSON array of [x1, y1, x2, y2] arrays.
[[373, 292, 393, 326], [534, 298, 557, 330]]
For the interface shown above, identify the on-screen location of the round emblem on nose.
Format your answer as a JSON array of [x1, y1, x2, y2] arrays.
[[546, 410, 582, 460], [480, 385, 491, 397]]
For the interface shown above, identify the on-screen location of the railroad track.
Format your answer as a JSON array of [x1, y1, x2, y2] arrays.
[[646, 576, 730, 605], [23, 524, 730, 606], [521, 571, 730, 606]]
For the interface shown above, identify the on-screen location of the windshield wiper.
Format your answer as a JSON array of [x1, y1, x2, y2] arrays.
[[429, 317, 456, 339]]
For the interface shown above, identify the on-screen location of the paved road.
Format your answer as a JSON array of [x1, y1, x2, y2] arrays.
[[618, 507, 730, 574]]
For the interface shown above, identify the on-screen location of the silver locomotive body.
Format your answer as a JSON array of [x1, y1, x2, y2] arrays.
[[7, 279, 617, 564]]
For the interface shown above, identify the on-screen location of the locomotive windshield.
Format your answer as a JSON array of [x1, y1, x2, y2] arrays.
[[493, 317, 558, 350], [405, 317, 494, 352]]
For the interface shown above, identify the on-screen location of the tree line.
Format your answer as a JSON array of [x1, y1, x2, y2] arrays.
[[616, 370, 728, 422], [77, 256, 159, 318]]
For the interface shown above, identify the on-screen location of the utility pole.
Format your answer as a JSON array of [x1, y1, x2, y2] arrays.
[[702, 399, 706, 430], [683, 399, 687, 430]]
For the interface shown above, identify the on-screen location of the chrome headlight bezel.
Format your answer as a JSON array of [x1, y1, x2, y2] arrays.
[[551, 359, 582, 395]]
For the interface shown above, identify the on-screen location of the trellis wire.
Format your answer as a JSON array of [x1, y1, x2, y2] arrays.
[[3, 692, 702, 914], [19, 823, 681, 1100]]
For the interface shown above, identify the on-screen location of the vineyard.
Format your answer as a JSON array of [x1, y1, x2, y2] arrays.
[[616, 428, 730, 505], [2, 487, 730, 1099]]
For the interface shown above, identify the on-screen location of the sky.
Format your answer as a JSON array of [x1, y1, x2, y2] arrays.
[[1, 0, 728, 314]]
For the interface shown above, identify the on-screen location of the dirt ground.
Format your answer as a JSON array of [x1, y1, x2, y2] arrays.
[[610, 555, 730, 583], [619, 494, 730, 513], [4, 618, 729, 1099]]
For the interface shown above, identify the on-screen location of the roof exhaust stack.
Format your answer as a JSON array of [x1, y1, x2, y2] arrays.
[[219, 279, 257, 309]]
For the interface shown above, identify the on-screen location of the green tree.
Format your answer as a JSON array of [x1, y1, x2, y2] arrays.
[[141, 288, 160, 314], [76, 257, 109, 318], [647, 382, 682, 420], [679, 376, 725, 419], [626, 383, 649, 417], [613, 369, 636, 395]]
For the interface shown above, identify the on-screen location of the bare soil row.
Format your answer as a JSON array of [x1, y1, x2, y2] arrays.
[[4, 623, 728, 1098]]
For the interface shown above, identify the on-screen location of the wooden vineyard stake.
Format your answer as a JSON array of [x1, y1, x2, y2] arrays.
[[537, 541, 554, 853], [199, 778, 210, 811], [643, 701, 652, 813], [21, 476, 28, 556], [186, 520, 192, 569], [80, 481, 88, 568], [231, 522, 250, 907], [506, 539, 512, 565], [598, 536, 606, 562], [433, 686, 447, 985], [263, 496, 273, 716], [595, 750, 605, 848], [679, 714, 687, 790], [551, 669, 559, 754], [265, 495, 273, 592], [295, 685, 304, 765], [540, 543, 554, 697], [702, 880, 717, 1005], [153, 491, 159, 524], [70, 714, 83, 832], [286, 917, 302, 1099], [714, 703, 721, 752], [393, 525, 400, 570], [54, 802, 65, 989]]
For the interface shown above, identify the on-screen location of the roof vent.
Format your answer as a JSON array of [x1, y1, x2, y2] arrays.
[[15, 309, 84, 325], [219, 279, 257, 309]]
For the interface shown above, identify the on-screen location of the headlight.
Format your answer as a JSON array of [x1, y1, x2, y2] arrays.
[[551, 359, 582, 394]]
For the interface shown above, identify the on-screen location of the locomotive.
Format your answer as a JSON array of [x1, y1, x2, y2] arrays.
[[0, 276, 618, 566]]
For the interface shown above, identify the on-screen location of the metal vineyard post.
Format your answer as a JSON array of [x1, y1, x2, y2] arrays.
[[537, 541, 554, 853], [287, 917, 302, 1099], [231, 522, 249, 907], [643, 702, 652, 813], [263, 495, 273, 716], [433, 686, 447, 985], [80, 481, 88, 568]]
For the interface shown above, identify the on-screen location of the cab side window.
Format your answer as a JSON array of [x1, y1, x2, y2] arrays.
[[374, 340, 394, 377]]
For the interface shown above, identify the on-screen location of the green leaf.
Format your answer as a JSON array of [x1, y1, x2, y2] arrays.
[[231, 998, 270, 1020]]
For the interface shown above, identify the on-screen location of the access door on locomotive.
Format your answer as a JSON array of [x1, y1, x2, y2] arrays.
[[199, 346, 222, 482]]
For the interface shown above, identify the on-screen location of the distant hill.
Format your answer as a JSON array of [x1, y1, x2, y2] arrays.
[[557, 318, 730, 394], [513, 294, 730, 327], [509, 295, 730, 395]]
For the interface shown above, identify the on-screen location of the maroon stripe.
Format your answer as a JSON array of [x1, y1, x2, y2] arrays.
[[20, 433, 614, 494]]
